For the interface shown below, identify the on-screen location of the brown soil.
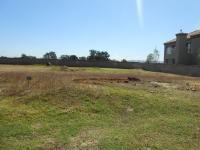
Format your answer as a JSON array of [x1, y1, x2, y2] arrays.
[[73, 76, 141, 84]]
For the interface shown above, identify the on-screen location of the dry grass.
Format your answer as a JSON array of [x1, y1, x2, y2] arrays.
[[0, 65, 200, 149], [0, 72, 69, 96]]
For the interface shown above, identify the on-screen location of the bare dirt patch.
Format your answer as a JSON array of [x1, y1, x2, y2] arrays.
[[73, 76, 141, 84], [150, 81, 179, 89]]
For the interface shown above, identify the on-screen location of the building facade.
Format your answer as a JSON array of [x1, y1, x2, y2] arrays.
[[164, 30, 200, 65]]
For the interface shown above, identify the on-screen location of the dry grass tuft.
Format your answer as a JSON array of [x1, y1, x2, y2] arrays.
[[0, 71, 72, 96]]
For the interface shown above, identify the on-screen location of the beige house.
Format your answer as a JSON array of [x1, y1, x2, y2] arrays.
[[164, 30, 200, 65]]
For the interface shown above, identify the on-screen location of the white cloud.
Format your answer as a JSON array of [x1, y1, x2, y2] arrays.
[[136, 0, 144, 29]]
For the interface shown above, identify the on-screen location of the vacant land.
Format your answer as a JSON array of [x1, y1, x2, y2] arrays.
[[0, 65, 199, 150]]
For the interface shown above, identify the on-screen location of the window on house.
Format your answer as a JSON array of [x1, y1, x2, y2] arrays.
[[186, 43, 192, 54], [166, 46, 175, 55], [165, 59, 168, 64], [172, 45, 176, 49], [166, 47, 172, 55]]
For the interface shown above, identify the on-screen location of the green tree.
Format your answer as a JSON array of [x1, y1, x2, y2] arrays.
[[88, 50, 97, 61], [87, 50, 110, 61], [69, 55, 78, 61], [79, 56, 87, 61], [121, 59, 127, 63], [60, 55, 70, 60], [146, 48, 160, 63], [21, 54, 27, 58], [21, 54, 36, 59], [43, 51, 57, 59], [146, 53, 154, 63]]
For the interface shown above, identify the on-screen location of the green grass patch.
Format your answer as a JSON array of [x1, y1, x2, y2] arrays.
[[0, 66, 199, 149]]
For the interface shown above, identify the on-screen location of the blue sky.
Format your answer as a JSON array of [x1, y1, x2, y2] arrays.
[[0, 0, 199, 60]]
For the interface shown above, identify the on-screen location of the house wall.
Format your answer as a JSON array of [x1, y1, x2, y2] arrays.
[[191, 35, 200, 65], [164, 42, 176, 64], [175, 33, 192, 65]]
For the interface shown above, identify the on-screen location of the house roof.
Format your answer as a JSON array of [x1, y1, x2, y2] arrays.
[[187, 29, 200, 38], [164, 29, 200, 44], [165, 38, 176, 44]]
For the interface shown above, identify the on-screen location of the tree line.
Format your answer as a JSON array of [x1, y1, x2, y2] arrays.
[[1, 49, 160, 63], [19, 50, 111, 62]]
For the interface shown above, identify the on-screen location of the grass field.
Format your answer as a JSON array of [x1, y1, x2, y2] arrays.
[[0, 65, 200, 150]]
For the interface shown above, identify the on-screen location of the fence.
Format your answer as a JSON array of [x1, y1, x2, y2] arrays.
[[0, 58, 200, 77]]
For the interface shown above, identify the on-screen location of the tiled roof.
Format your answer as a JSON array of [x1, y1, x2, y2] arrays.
[[165, 29, 200, 44]]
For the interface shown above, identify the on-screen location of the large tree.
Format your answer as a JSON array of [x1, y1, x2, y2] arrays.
[[60, 54, 79, 61], [43, 51, 57, 59], [87, 50, 110, 61], [79, 56, 87, 61], [60, 55, 70, 60], [146, 48, 160, 63], [69, 55, 78, 61]]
